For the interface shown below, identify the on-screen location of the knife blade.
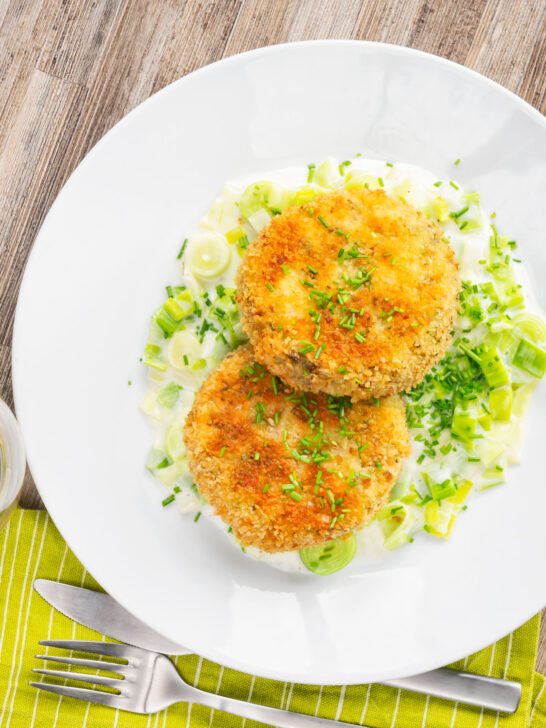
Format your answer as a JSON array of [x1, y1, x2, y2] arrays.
[[34, 579, 521, 713], [34, 579, 189, 655]]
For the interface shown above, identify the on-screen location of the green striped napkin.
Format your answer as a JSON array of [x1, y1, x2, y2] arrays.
[[0, 509, 544, 728]]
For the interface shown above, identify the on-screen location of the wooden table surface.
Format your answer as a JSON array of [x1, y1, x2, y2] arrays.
[[1, 0, 545, 672]]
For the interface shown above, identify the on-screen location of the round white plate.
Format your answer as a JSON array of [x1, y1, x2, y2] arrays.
[[13, 41, 546, 684]]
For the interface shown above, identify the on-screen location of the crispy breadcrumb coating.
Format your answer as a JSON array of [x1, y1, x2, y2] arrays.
[[236, 188, 460, 400], [183, 345, 410, 552]]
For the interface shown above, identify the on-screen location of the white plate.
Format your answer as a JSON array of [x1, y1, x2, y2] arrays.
[[12, 41, 546, 684]]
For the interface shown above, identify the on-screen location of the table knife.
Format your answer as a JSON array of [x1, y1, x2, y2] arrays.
[[33, 579, 521, 713]]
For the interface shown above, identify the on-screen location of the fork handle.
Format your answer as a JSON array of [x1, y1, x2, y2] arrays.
[[185, 688, 370, 728]]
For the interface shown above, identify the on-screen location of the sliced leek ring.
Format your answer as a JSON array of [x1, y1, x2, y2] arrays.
[[299, 533, 356, 575], [165, 422, 186, 461], [167, 331, 201, 370], [239, 181, 275, 220], [186, 233, 231, 279], [512, 313, 546, 346]]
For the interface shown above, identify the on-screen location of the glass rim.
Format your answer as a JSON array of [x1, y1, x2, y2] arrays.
[[0, 399, 26, 510]]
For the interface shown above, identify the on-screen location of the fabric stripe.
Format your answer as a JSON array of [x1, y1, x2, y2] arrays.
[[29, 526, 67, 728], [193, 657, 204, 687], [493, 631, 515, 728], [421, 694, 430, 728], [0, 510, 40, 722], [284, 682, 294, 711], [206, 665, 224, 728], [313, 684, 324, 717], [334, 685, 346, 721], [449, 655, 469, 728], [359, 683, 372, 725], [5, 512, 49, 727], [530, 677, 545, 726], [476, 642, 497, 728], [0, 519, 11, 585], [0, 513, 24, 661], [389, 687, 401, 728]]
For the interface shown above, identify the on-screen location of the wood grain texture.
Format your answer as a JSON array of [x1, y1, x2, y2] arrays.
[[0, 0, 544, 671]]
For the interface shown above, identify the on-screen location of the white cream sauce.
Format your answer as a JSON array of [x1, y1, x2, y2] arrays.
[[142, 157, 543, 573]]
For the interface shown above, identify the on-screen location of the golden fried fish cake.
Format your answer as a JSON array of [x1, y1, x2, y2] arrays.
[[183, 345, 410, 552]]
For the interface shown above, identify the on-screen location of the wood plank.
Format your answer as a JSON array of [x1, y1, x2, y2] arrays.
[[466, 0, 545, 97], [538, 617, 546, 674], [223, 0, 365, 56], [37, 0, 124, 86], [0, 0, 58, 155], [61, 0, 189, 161], [515, 12, 546, 113], [405, 0, 488, 64], [151, 0, 243, 94], [351, 0, 427, 46], [0, 70, 87, 353]]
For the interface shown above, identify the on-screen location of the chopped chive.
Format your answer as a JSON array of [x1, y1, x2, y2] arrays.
[[177, 238, 188, 259], [450, 205, 469, 220], [454, 158, 461, 166], [263, 483, 270, 494], [162, 494, 175, 506], [219, 446, 227, 457], [449, 181, 459, 190], [307, 163, 316, 183], [266, 282, 274, 292], [289, 491, 303, 501], [377, 177, 384, 187], [314, 344, 326, 360], [299, 341, 315, 354], [194, 511, 201, 522], [318, 215, 329, 228]]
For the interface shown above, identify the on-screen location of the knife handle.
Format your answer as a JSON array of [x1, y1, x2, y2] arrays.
[[383, 668, 521, 713]]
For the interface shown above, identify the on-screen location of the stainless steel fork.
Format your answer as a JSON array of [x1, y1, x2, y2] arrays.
[[31, 640, 368, 727]]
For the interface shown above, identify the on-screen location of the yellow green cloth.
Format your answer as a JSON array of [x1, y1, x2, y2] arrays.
[[0, 509, 545, 727]]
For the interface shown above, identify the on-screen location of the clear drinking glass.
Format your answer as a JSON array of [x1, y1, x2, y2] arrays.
[[0, 399, 26, 532]]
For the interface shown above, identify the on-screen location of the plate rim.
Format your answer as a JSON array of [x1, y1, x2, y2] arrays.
[[12, 39, 546, 684]]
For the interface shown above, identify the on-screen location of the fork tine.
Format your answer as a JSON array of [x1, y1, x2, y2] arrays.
[[29, 681, 129, 710], [39, 640, 137, 659], [32, 668, 123, 689], [35, 653, 126, 673]]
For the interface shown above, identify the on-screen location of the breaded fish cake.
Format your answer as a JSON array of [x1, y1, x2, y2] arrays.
[[236, 188, 460, 400], [183, 345, 410, 552]]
